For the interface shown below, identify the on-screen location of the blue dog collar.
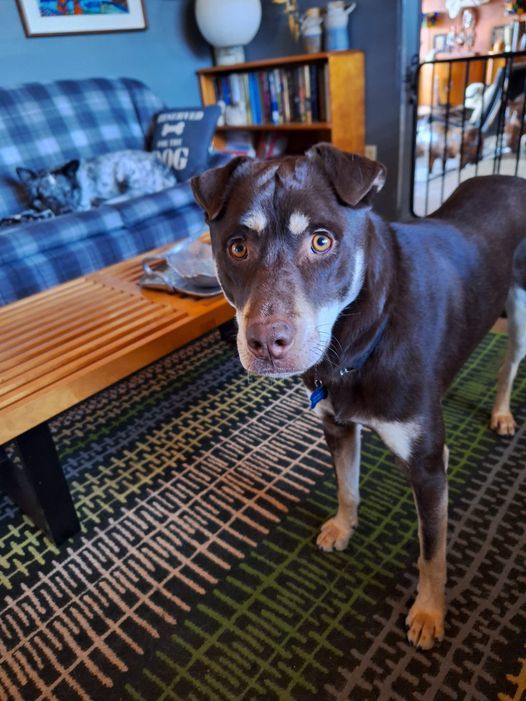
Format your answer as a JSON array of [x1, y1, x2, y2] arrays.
[[309, 317, 388, 410]]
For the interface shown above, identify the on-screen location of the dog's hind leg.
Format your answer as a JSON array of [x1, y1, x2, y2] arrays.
[[317, 416, 361, 552], [490, 284, 526, 436]]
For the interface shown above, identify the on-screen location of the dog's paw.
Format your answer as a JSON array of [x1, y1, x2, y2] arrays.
[[490, 411, 517, 436], [406, 603, 444, 650], [316, 517, 355, 552]]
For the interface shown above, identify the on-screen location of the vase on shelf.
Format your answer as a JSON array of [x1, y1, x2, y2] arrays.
[[301, 7, 323, 54], [324, 1, 356, 51], [195, 0, 262, 65]]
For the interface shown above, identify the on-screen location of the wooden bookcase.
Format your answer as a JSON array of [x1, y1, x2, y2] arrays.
[[196, 50, 364, 156]]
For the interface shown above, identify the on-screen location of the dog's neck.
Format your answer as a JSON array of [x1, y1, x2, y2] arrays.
[[306, 213, 397, 387]]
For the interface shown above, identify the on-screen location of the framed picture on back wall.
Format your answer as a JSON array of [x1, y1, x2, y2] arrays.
[[16, 0, 147, 37]]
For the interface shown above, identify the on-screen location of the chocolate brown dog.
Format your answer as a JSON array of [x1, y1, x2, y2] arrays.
[[191, 143, 526, 649]]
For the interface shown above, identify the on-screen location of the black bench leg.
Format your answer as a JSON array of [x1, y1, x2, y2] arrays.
[[0, 422, 80, 545]]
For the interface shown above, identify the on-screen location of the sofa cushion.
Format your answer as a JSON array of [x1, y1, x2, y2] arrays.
[[0, 206, 123, 266], [150, 105, 221, 182], [110, 182, 197, 227], [0, 77, 164, 218]]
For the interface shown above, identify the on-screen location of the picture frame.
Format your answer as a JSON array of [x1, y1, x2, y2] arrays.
[[433, 33, 448, 52], [490, 24, 506, 49], [16, 0, 148, 37]]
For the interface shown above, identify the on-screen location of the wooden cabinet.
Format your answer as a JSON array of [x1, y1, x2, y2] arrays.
[[196, 50, 365, 156]]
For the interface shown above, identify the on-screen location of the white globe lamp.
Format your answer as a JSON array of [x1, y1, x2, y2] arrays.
[[195, 0, 262, 65]]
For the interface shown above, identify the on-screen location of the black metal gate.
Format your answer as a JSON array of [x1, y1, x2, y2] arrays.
[[411, 50, 526, 216]]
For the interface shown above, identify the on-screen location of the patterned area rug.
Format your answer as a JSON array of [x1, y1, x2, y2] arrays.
[[0, 331, 525, 701]]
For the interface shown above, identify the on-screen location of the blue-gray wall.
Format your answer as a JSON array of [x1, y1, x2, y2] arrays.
[[245, 1, 406, 217], [1, 0, 208, 105], [1, 0, 415, 216]]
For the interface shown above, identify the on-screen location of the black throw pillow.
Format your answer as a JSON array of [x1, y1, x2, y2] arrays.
[[150, 106, 221, 182]]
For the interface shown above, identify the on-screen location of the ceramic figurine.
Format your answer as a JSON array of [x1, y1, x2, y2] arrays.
[[324, 1, 356, 51]]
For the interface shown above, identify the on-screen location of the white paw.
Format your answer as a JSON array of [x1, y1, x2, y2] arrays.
[[316, 517, 355, 552], [406, 602, 445, 650], [490, 411, 517, 436]]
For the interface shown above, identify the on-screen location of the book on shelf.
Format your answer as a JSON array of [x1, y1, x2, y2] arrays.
[[219, 130, 256, 158], [213, 62, 328, 127], [256, 132, 288, 159]]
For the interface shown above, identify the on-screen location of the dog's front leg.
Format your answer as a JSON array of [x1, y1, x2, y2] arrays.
[[406, 445, 448, 650], [317, 417, 361, 552]]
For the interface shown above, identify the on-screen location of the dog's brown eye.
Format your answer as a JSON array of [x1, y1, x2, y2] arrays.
[[229, 239, 248, 259], [311, 231, 333, 254]]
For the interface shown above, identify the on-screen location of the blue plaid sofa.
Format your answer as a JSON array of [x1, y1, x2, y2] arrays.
[[0, 77, 217, 306]]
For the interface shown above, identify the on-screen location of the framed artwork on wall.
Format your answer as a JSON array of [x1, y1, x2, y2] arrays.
[[16, 0, 147, 37], [433, 33, 448, 52]]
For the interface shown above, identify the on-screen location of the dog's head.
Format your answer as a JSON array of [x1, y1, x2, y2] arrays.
[[17, 159, 81, 214], [192, 143, 386, 377]]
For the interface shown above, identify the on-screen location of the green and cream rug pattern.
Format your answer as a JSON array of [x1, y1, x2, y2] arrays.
[[0, 331, 524, 700]]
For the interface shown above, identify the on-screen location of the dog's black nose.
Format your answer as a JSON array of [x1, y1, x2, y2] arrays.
[[246, 320, 294, 360]]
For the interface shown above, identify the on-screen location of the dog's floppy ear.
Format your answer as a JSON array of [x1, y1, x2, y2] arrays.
[[16, 167, 37, 185], [191, 156, 249, 222], [307, 142, 386, 207], [60, 159, 80, 179]]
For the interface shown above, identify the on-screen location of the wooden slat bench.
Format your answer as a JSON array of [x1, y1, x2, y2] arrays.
[[0, 248, 234, 544]]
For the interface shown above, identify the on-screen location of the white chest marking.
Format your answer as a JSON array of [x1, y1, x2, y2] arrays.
[[365, 418, 420, 462], [305, 386, 419, 462]]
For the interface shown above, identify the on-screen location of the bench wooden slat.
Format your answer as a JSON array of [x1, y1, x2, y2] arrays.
[[0, 278, 90, 321], [0, 297, 232, 444], [0, 309, 184, 404], [0, 292, 150, 356], [0, 302, 177, 376], [0, 286, 141, 349], [0, 245, 234, 445]]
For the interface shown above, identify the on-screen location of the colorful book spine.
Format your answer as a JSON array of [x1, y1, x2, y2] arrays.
[[213, 59, 330, 128], [297, 66, 306, 123], [281, 69, 291, 123], [303, 65, 312, 124], [268, 71, 280, 125], [240, 73, 253, 124], [258, 70, 271, 123], [309, 64, 319, 122], [249, 72, 262, 125], [273, 69, 284, 124]]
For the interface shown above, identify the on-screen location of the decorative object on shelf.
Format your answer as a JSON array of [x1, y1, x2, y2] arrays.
[[433, 33, 448, 52], [273, 0, 301, 41], [445, 0, 489, 20], [324, 1, 356, 52], [301, 7, 323, 54], [490, 23, 506, 50], [16, 0, 147, 37], [422, 11, 440, 28], [462, 7, 477, 50], [505, 0, 526, 14], [195, 0, 262, 65], [444, 9, 477, 53]]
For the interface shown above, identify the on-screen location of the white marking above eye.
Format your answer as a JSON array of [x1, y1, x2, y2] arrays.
[[289, 211, 310, 236], [241, 208, 267, 233]]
